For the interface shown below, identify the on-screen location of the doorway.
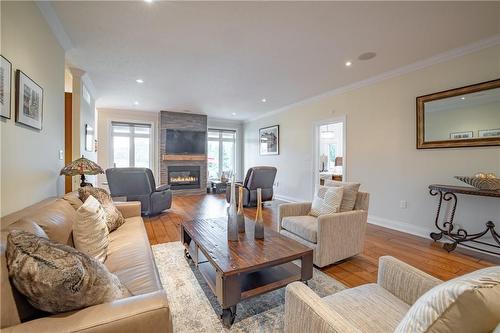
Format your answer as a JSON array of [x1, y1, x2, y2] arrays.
[[312, 117, 346, 194]]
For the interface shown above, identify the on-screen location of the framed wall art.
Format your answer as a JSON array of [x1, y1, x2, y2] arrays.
[[15, 70, 43, 130], [259, 125, 279, 155], [0, 55, 12, 119]]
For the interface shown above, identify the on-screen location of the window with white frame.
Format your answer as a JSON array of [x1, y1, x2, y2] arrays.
[[111, 122, 152, 169], [207, 129, 236, 180]]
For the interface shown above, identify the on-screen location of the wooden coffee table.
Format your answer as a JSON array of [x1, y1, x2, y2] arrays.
[[181, 217, 313, 327]]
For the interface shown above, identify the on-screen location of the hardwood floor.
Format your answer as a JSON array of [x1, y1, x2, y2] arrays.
[[144, 193, 497, 288]]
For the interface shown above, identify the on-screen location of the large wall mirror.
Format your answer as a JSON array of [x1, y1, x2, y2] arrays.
[[417, 79, 500, 149]]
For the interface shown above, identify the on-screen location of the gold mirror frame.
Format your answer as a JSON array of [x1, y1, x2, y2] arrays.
[[416, 79, 500, 149]]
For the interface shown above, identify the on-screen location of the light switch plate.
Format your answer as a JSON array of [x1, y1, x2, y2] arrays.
[[59, 150, 64, 160]]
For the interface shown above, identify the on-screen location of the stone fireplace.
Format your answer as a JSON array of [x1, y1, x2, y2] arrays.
[[160, 111, 207, 195], [168, 166, 201, 190]]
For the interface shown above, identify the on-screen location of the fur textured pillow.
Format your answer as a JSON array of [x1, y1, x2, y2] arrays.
[[5, 230, 130, 314], [79, 187, 125, 232], [74, 196, 110, 263]]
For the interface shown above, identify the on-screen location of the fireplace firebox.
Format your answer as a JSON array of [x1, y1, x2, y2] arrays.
[[168, 166, 201, 190]]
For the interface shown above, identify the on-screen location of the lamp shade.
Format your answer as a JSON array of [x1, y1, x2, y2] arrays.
[[60, 155, 104, 176]]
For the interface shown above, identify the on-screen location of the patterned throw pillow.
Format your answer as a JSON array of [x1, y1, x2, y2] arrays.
[[395, 266, 500, 333], [74, 196, 110, 263], [79, 187, 125, 232], [5, 230, 130, 314], [324, 180, 360, 212], [309, 186, 343, 217]]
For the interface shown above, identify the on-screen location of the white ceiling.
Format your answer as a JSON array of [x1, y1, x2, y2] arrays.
[[49, 1, 500, 120]]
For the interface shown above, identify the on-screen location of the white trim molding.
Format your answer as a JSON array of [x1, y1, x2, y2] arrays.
[[368, 215, 432, 239], [246, 33, 500, 123], [274, 194, 302, 203]]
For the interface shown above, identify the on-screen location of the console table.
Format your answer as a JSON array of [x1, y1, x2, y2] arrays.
[[428, 184, 500, 255]]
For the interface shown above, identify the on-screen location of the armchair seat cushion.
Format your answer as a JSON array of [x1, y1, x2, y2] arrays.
[[282, 216, 318, 243], [323, 283, 410, 333]]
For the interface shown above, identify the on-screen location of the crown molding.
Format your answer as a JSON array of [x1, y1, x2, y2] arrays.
[[36, 1, 73, 51], [245, 34, 500, 123]]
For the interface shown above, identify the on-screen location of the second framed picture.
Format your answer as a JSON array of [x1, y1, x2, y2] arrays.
[[259, 125, 279, 155], [0, 55, 12, 119], [16, 70, 43, 130]]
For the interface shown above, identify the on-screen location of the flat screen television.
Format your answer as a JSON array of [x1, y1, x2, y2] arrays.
[[165, 129, 206, 155]]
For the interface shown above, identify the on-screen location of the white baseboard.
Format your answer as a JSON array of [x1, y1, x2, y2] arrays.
[[368, 215, 432, 239], [274, 194, 302, 203]]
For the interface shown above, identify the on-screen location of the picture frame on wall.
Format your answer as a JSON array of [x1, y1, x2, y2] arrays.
[[0, 55, 12, 119], [15, 70, 43, 130], [478, 128, 500, 138], [449, 131, 473, 140], [259, 125, 279, 155]]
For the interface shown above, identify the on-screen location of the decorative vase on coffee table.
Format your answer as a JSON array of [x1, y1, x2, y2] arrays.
[[227, 176, 239, 241], [237, 186, 245, 233], [254, 188, 264, 239]]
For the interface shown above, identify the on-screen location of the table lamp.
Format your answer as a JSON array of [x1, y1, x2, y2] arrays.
[[60, 155, 104, 187]]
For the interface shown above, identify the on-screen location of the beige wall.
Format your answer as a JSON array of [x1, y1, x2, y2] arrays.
[[0, 1, 65, 216], [96, 108, 159, 186], [244, 45, 500, 239]]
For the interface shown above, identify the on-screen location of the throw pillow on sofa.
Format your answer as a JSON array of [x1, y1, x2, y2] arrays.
[[324, 180, 360, 212], [5, 230, 130, 314], [309, 186, 344, 217], [79, 187, 125, 232], [74, 195, 109, 263]]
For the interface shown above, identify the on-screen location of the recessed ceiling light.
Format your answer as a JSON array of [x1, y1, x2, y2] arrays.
[[136, 79, 144, 83], [134, 101, 139, 105], [261, 98, 267, 103], [461, 97, 466, 100], [345, 61, 352, 67], [144, 0, 153, 3], [231, 112, 236, 116]]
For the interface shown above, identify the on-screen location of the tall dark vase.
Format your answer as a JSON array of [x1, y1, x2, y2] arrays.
[[254, 188, 264, 239], [237, 186, 245, 233], [227, 177, 238, 241]]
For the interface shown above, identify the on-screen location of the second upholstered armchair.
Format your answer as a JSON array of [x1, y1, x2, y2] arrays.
[[278, 191, 369, 267]]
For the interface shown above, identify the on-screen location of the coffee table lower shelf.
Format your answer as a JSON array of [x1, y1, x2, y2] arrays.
[[198, 256, 302, 301]]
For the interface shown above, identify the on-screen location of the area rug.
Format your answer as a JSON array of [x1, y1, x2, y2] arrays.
[[152, 242, 346, 332]]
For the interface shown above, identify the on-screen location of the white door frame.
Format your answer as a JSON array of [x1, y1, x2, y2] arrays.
[[311, 116, 347, 196]]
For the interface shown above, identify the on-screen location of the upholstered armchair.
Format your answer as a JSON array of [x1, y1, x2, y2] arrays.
[[285, 256, 500, 333], [284, 256, 442, 333], [106, 167, 172, 215], [278, 191, 369, 267], [226, 166, 277, 207]]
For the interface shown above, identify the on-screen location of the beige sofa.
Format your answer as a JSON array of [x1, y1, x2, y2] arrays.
[[0, 193, 172, 333], [278, 192, 369, 267]]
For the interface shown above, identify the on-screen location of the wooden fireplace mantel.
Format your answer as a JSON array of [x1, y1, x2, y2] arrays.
[[162, 154, 207, 161]]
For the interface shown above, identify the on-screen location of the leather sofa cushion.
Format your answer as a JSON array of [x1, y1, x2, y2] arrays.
[[17, 199, 76, 246], [105, 217, 162, 295], [282, 216, 318, 243]]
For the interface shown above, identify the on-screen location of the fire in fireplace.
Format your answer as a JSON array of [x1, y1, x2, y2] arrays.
[[168, 166, 201, 190]]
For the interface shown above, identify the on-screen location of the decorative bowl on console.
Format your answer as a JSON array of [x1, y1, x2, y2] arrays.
[[454, 176, 500, 191]]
